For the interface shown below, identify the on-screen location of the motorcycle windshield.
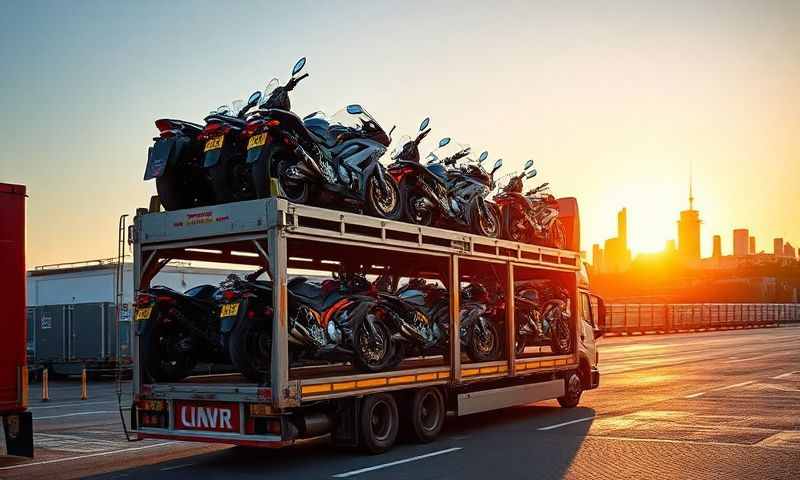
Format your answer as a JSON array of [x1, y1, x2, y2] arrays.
[[259, 78, 280, 107], [330, 107, 390, 146], [390, 135, 413, 160]]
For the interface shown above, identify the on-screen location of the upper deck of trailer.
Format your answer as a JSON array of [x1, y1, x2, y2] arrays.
[[134, 198, 580, 272]]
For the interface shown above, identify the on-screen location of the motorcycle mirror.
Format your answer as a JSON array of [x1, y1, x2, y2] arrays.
[[523, 159, 534, 170], [292, 57, 306, 76], [526, 169, 538, 179], [491, 158, 503, 174], [479, 151, 488, 163], [389, 125, 396, 137], [419, 117, 430, 131], [247, 91, 262, 107], [346, 104, 364, 115], [439, 137, 451, 148]]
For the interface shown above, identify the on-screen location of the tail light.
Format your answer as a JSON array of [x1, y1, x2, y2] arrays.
[[198, 123, 231, 141], [136, 293, 154, 307], [222, 290, 238, 301], [389, 165, 415, 183], [156, 295, 175, 304], [263, 306, 274, 317], [244, 119, 265, 137]]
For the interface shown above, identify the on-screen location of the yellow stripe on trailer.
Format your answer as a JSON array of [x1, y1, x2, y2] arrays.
[[388, 375, 416, 385], [301, 383, 332, 395]]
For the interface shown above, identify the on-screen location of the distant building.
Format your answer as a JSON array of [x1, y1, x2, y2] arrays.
[[665, 239, 676, 255], [774, 238, 784, 257], [712, 235, 722, 258], [733, 229, 749, 257], [677, 184, 701, 260], [602, 208, 631, 273], [592, 244, 604, 271], [784, 242, 797, 259], [749, 236, 756, 255]]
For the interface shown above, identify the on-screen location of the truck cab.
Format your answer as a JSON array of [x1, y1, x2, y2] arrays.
[[576, 262, 604, 391]]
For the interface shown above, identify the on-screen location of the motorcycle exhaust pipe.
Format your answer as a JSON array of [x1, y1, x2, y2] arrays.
[[293, 146, 323, 177]]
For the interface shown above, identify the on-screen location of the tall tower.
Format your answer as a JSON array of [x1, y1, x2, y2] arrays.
[[712, 235, 722, 258], [677, 174, 701, 260], [617, 208, 627, 248], [733, 229, 749, 257], [749, 236, 756, 255], [774, 238, 784, 257]]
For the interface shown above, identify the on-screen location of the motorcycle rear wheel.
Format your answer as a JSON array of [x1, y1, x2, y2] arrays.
[[503, 206, 531, 243], [277, 160, 314, 204], [405, 193, 434, 226], [155, 168, 193, 211], [228, 316, 272, 383], [547, 301, 573, 354], [141, 313, 197, 383], [366, 173, 403, 220]]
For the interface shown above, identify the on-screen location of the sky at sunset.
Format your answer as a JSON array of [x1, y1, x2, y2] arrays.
[[1, 0, 798, 267]]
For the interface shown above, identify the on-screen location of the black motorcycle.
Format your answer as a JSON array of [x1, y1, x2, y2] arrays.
[[136, 284, 226, 382], [253, 102, 403, 220], [494, 160, 566, 248], [241, 58, 309, 198], [389, 129, 502, 237], [143, 117, 215, 211], [371, 277, 504, 364], [197, 91, 263, 204]]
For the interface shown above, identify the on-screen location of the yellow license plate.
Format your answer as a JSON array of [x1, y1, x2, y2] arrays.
[[220, 303, 240, 317], [135, 306, 152, 321], [247, 133, 268, 149], [204, 135, 224, 152]]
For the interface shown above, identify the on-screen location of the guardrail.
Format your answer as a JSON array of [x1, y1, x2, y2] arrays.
[[604, 303, 800, 336]]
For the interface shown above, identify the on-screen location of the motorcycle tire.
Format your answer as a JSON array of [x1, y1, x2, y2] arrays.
[[404, 192, 434, 226], [208, 161, 233, 205], [155, 167, 192, 211], [228, 316, 272, 383], [469, 199, 500, 238], [465, 318, 502, 363], [251, 151, 283, 198], [547, 301, 573, 354], [352, 314, 397, 373], [141, 313, 197, 383], [366, 173, 403, 220], [503, 206, 531, 243], [547, 218, 567, 249], [277, 160, 313, 204]]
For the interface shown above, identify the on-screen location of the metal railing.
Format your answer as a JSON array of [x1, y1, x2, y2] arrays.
[[604, 303, 800, 335]]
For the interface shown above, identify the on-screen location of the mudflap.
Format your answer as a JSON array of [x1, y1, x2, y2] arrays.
[[3, 412, 33, 458], [330, 397, 360, 448]]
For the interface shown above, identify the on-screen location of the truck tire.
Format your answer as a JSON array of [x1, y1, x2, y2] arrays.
[[359, 393, 399, 454], [405, 387, 445, 443], [557, 372, 583, 408]]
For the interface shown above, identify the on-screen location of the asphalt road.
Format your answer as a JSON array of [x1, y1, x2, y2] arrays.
[[2, 325, 798, 480]]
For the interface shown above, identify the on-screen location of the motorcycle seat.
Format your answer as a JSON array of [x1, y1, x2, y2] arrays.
[[205, 114, 246, 128], [304, 117, 339, 148]]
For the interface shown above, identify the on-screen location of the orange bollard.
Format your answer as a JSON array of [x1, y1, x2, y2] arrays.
[[42, 368, 49, 402], [81, 368, 88, 400]]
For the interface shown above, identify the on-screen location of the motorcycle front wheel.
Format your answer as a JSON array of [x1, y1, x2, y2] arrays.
[[504, 206, 531, 243], [277, 160, 314, 204], [141, 313, 197, 382], [546, 301, 573, 354], [228, 316, 272, 383], [547, 218, 567, 249], [366, 173, 403, 220], [405, 192, 434, 226], [465, 319, 502, 362], [469, 200, 500, 238], [353, 314, 397, 373]]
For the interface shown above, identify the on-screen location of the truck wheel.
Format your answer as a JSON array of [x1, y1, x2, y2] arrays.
[[557, 372, 583, 408], [360, 393, 399, 454], [406, 387, 445, 443]]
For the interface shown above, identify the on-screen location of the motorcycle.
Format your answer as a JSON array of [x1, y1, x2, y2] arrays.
[[217, 268, 398, 381], [136, 284, 226, 382], [388, 129, 503, 237], [494, 160, 566, 248], [370, 277, 504, 363], [241, 57, 309, 198], [197, 90, 264, 204], [256, 101, 403, 220], [513, 281, 573, 355], [143, 116, 215, 211]]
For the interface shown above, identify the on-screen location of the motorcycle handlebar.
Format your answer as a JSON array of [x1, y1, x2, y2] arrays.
[[287, 73, 310, 90]]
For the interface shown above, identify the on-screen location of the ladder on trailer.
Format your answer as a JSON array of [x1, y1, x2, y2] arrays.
[[114, 214, 136, 441]]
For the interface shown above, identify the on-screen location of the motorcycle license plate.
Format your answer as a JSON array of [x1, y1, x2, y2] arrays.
[[220, 303, 240, 317], [134, 306, 152, 321], [204, 135, 224, 152], [247, 133, 267, 149]]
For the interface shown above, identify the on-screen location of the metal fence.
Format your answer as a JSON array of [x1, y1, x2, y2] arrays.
[[604, 303, 800, 336]]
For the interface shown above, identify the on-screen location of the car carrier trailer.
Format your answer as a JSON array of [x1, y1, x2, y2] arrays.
[[129, 198, 605, 453]]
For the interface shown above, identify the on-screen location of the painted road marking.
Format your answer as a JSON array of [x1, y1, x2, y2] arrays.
[[537, 416, 595, 431], [332, 447, 463, 478], [34, 411, 117, 420], [0, 442, 175, 470], [771, 371, 797, 380], [684, 380, 755, 398], [724, 352, 791, 364]]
